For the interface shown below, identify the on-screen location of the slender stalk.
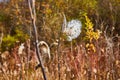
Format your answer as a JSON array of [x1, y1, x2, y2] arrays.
[[28, 0, 47, 80], [71, 41, 73, 54], [1, 67, 9, 80], [57, 22, 62, 80], [26, 39, 30, 80], [0, 29, 3, 47]]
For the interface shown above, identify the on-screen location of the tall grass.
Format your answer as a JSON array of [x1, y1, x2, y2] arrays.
[[0, 26, 120, 80]]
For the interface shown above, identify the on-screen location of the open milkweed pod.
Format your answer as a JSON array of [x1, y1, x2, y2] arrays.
[[62, 13, 67, 33], [62, 14, 82, 41], [38, 41, 51, 59]]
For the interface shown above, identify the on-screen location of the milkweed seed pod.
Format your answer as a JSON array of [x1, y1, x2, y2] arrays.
[[62, 14, 82, 41], [38, 41, 51, 65]]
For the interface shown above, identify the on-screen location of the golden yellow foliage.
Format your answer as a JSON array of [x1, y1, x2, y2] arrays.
[[83, 13, 101, 53]]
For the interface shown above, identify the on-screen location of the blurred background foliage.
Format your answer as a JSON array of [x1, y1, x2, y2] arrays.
[[0, 0, 120, 51], [0, 0, 120, 80]]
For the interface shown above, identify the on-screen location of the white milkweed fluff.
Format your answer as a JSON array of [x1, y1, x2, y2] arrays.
[[62, 14, 82, 41]]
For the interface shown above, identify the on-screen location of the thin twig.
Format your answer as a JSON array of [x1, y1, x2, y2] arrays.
[[57, 15, 63, 80], [0, 31, 3, 47], [71, 41, 73, 54], [57, 30, 62, 80], [28, 0, 47, 80], [1, 67, 9, 80], [26, 39, 30, 80]]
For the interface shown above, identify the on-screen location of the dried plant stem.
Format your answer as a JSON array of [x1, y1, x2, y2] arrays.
[[1, 67, 9, 80], [0, 31, 3, 47], [26, 39, 30, 80], [71, 41, 73, 54], [28, 0, 47, 80], [57, 24, 62, 80]]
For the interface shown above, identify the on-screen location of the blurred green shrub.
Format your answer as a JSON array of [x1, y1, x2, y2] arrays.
[[1, 35, 17, 52], [1, 29, 29, 52]]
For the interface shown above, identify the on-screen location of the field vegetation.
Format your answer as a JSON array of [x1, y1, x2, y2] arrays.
[[0, 0, 120, 80]]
